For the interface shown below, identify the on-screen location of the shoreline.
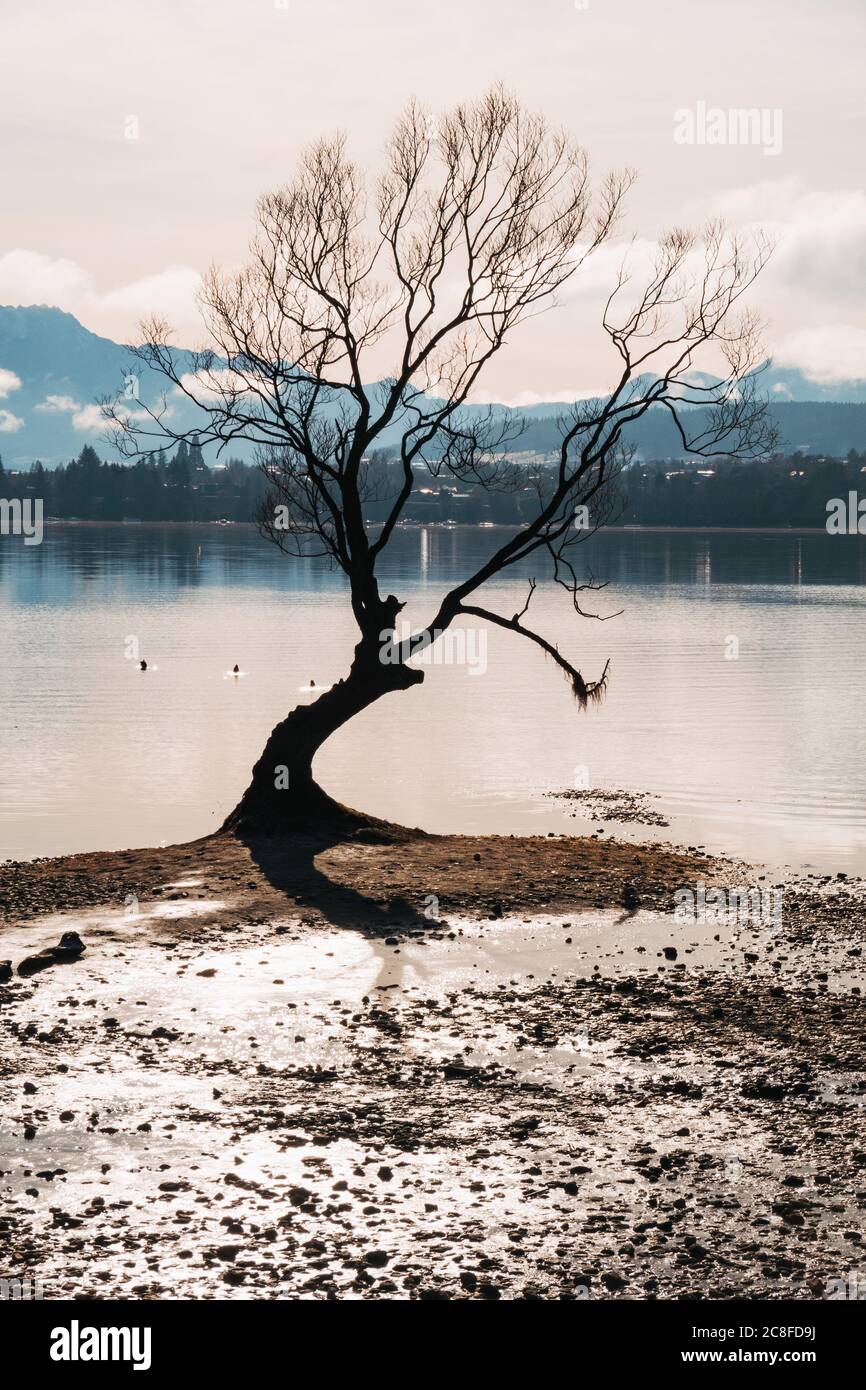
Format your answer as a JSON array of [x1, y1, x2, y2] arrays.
[[0, 825, 719, 929], [40, 519, 862, 536], [1, 826, 863, 1300]]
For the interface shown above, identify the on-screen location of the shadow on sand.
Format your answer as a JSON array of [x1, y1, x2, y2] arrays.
[[236, 823, 433, 939]]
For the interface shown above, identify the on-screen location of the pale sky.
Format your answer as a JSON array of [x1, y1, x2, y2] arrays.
[[1, 0, 864, 401]]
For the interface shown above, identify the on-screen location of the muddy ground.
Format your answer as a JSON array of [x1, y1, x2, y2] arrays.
[[0, 828, 863, 1300]]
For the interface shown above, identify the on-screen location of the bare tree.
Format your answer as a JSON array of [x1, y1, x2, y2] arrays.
[[105, 87, 773, 833]]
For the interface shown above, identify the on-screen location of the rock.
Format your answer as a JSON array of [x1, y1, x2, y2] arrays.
[[17, 954, 58, 977], [663, 946, 678, 961], [364, 1250, 390, 1267], [0, 961, 12, 983], [18, 932, 86, 977], [55, 931, 85, 959], [743, 1078, 787, 1101]]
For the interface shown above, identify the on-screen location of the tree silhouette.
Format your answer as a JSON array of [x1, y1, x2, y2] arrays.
[[105, 87, 773, 832]]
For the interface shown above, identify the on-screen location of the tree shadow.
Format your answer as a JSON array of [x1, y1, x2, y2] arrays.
[[236, 826, 434, 940]]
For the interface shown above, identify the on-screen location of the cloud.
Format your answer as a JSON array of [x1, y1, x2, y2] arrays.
[[0, 368, 22, 398], [672, 178, 866, 390], [563, 238, 660, 304], [704, 178, 866, 303], [0, 250, 202, 341], [0, 409, 24, 432], [35, 393, 81, 412], [0, 250, 92, 306], [70, 404, 107, 433], [71, 401, 153, 433], [773, 325, 866, 385], [175, 368, 256, 403], [100, 267, 202, 323], [470, 386, 609, 408]]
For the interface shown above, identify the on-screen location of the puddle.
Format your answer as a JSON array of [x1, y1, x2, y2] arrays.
[[0, 897, 233, 959]]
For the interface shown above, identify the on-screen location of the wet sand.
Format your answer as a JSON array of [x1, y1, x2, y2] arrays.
[[1, 828, 863, 1300]]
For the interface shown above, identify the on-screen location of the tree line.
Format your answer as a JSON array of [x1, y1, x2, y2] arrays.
[[2, 443, 863, 530], [0, 440, 263, 522]]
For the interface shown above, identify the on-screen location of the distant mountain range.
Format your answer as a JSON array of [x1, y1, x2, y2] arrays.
[[1, 304, 865, 468]]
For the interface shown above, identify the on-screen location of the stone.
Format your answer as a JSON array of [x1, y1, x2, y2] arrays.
[[18, 932, 86, 977]]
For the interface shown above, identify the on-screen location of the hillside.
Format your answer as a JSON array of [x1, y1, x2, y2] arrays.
[[1, 305, 865, 467]]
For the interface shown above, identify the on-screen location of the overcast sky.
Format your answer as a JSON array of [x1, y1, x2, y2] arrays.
[[1, 0, 864, 401]]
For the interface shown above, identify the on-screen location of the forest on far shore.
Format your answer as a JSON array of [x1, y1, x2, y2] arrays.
[[2, 441, 865, 531]]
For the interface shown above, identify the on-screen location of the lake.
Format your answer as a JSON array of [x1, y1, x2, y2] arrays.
[[2, 523, 865, 873]]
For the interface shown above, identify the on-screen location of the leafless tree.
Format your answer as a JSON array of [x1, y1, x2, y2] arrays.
[[105, 87, 773, 833]]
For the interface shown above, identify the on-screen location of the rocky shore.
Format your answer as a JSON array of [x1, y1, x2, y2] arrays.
[[0, 827, 863, 1300]]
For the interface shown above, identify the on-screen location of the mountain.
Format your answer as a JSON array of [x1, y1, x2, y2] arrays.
[[514, 401, 866, 461], [1, 305, 864, 468], [0, 305, 202, 467]]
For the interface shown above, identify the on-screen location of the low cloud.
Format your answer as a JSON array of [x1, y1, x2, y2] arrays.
[[470, 386, 610, 409], [175, 368, 258, 403], [35, 393, 81, 412], [0, 250, 202, 342], [709, 179, 866, 298], [71, 401, 157, 434], [0, 409, 24, 432], [70, 403, 108, 433], [0, 367, 22, 398], [774, 325, 866, 385]]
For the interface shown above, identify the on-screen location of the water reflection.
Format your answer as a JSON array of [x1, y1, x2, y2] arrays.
[[4, 522, 866, 601]]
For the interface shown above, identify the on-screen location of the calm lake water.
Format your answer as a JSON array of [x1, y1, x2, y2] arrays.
[[2, 524, 866, 873]]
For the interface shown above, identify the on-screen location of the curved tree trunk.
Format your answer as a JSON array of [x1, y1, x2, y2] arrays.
[[222, 644, 423, 835]]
